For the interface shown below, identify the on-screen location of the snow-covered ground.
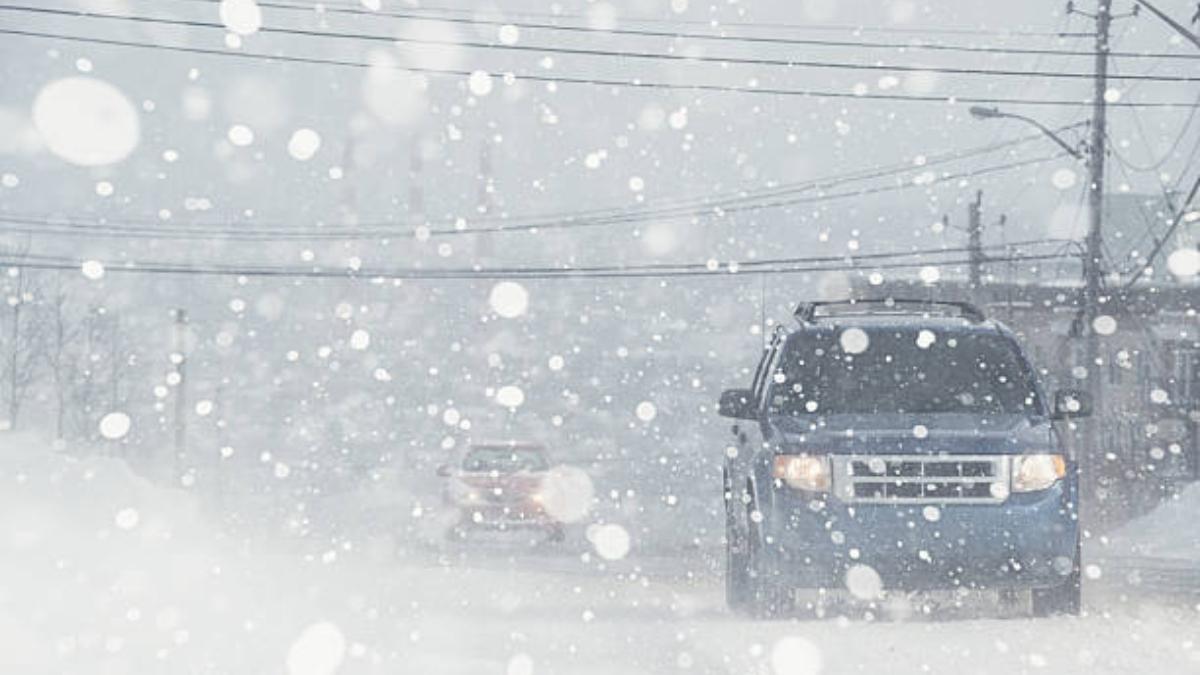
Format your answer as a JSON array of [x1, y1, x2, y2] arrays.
[[2, 436, 1198, 674], [1105, 483, 1200, 561]]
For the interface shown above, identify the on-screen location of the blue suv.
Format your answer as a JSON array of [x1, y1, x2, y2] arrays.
[[719, 299, 1089, 618]]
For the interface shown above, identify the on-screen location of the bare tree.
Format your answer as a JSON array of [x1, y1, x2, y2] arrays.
[[0, 255, 44, 431], [43, 273, 83, 440], [58, 306, 132, 444]]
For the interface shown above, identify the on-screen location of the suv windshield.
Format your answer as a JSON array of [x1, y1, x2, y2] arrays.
[[462, 447, 549, 473], [768, 327, 1043, 416]]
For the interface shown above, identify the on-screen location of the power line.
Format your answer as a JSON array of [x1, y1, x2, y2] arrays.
[[0, 153, 1070, 241], [302, 0, 1072, 38], [1131, 0, 1200, 52], [1123, 171, 1200, 288], [446, 126, 1081, 231], [3, 238, 1071, 274], [166, 0, 1200, 59], [0, 127, 1081, 239], [1108, 57, 1200, 173], [1107, 56, 1200, 275], [3, 28, 1198, 108], [0, 251, 1076, 281], [425, 154, 1069, 236], [6, 5, 1199, 82], [1, 148, 1064, 239], [1111, 94, 1200, 172]]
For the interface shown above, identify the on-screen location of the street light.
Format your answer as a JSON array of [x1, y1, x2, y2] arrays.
[[968, 106, 1085, 160], [971, 101, 1106, 520]]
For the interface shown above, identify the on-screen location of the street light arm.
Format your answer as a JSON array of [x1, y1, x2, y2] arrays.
[[1001, 112, 1086, 160], [974, 110, 1089, 163], [969, 106, 1085, 160]]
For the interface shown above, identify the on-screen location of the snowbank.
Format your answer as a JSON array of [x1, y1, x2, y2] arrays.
[[0, 434, 226, 671], [1106, 482, 1200, 560], [0, 434, 359, 674]]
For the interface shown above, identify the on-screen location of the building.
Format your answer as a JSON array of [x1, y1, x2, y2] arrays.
[[853, 277, 1200, 527]]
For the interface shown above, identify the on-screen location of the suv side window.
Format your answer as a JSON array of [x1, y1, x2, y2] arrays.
[[758, 342, 785, 410], [750, 329, 786, 406], [749, 346, 771, 398]]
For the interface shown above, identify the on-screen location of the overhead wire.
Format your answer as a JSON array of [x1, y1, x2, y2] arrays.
[[1107, 55, 1200, 172], [1104, 56, 1200, 275], [2, 27, 1198, 108], [1123, 171, 1200, 287], [162, 0, 1200, 59], [0, 3, 1155, 282], [0, 126, 1084, 238], [0, 238, 1073, 274], [0, 153, 1071, 240], [4, 5, 1199, 82], [310, 0, 1074, 38], [0, 251, 1078, 281]]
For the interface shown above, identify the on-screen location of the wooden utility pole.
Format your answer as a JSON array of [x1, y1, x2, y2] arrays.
[[968, 190, 985, 292], [474, 140, 496, 264], [1083, 0, 1113, 491], [173, 308, 188, 475], [408, 134, 424, 223]]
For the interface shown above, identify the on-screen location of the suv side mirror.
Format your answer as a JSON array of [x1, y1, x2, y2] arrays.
[[718, 388, 758, 420], [1052, 389, 1093, 419], [436, 464, 453, 478]]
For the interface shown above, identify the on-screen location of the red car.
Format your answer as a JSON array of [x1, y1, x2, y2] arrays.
[[439, 442, 565, 542]]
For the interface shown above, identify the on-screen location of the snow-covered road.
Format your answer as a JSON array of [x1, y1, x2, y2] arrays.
[[6, 537, 1199, 675], [3, 440, 1198, 674], [317, 550, 1200, 675]]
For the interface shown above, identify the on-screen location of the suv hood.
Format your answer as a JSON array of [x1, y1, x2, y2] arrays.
[[767, 413, 1056, 455]]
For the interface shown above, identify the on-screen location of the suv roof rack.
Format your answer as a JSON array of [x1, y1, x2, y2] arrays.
[[794, 298, 986, 324]]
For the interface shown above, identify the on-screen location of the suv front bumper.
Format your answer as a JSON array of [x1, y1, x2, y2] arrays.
[[760, 480, 1079, 591]]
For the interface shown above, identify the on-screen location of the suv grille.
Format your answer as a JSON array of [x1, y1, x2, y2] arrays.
[[831, 455, 1010, 504]]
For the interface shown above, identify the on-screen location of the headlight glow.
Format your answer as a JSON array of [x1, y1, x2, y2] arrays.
[[448, 480, 483, 504], [1011, 454, 1066, 492], [772, 455, 831, 492]]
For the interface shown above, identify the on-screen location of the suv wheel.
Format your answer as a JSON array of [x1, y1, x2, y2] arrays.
[[746, 512, 794, 619], [723, 472, 751, 611], [1032, 537, 1082, 617]]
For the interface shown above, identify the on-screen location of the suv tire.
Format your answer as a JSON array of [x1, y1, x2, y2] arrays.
[[746, 514, 795, 619], [1032, 538, 1082, 617], [724, 486, 751, 611]]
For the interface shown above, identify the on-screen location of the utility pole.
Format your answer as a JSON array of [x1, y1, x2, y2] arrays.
[[474, 140, 496, 265], [968, 190, 985, 292], [1083, 0, 1112, 497], [996, 214, 1015, 318], [173, 308, 188, 477], [408, 134, 424, 225], [971, 0, 1126, 516], [406, 135, 422, 470], [340, 137, 358, 223], [108, 312, 121, 409]]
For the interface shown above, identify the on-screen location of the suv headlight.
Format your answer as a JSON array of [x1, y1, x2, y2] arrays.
[[773, 455, 831, 492], [1011, 454, 1066, 492]]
